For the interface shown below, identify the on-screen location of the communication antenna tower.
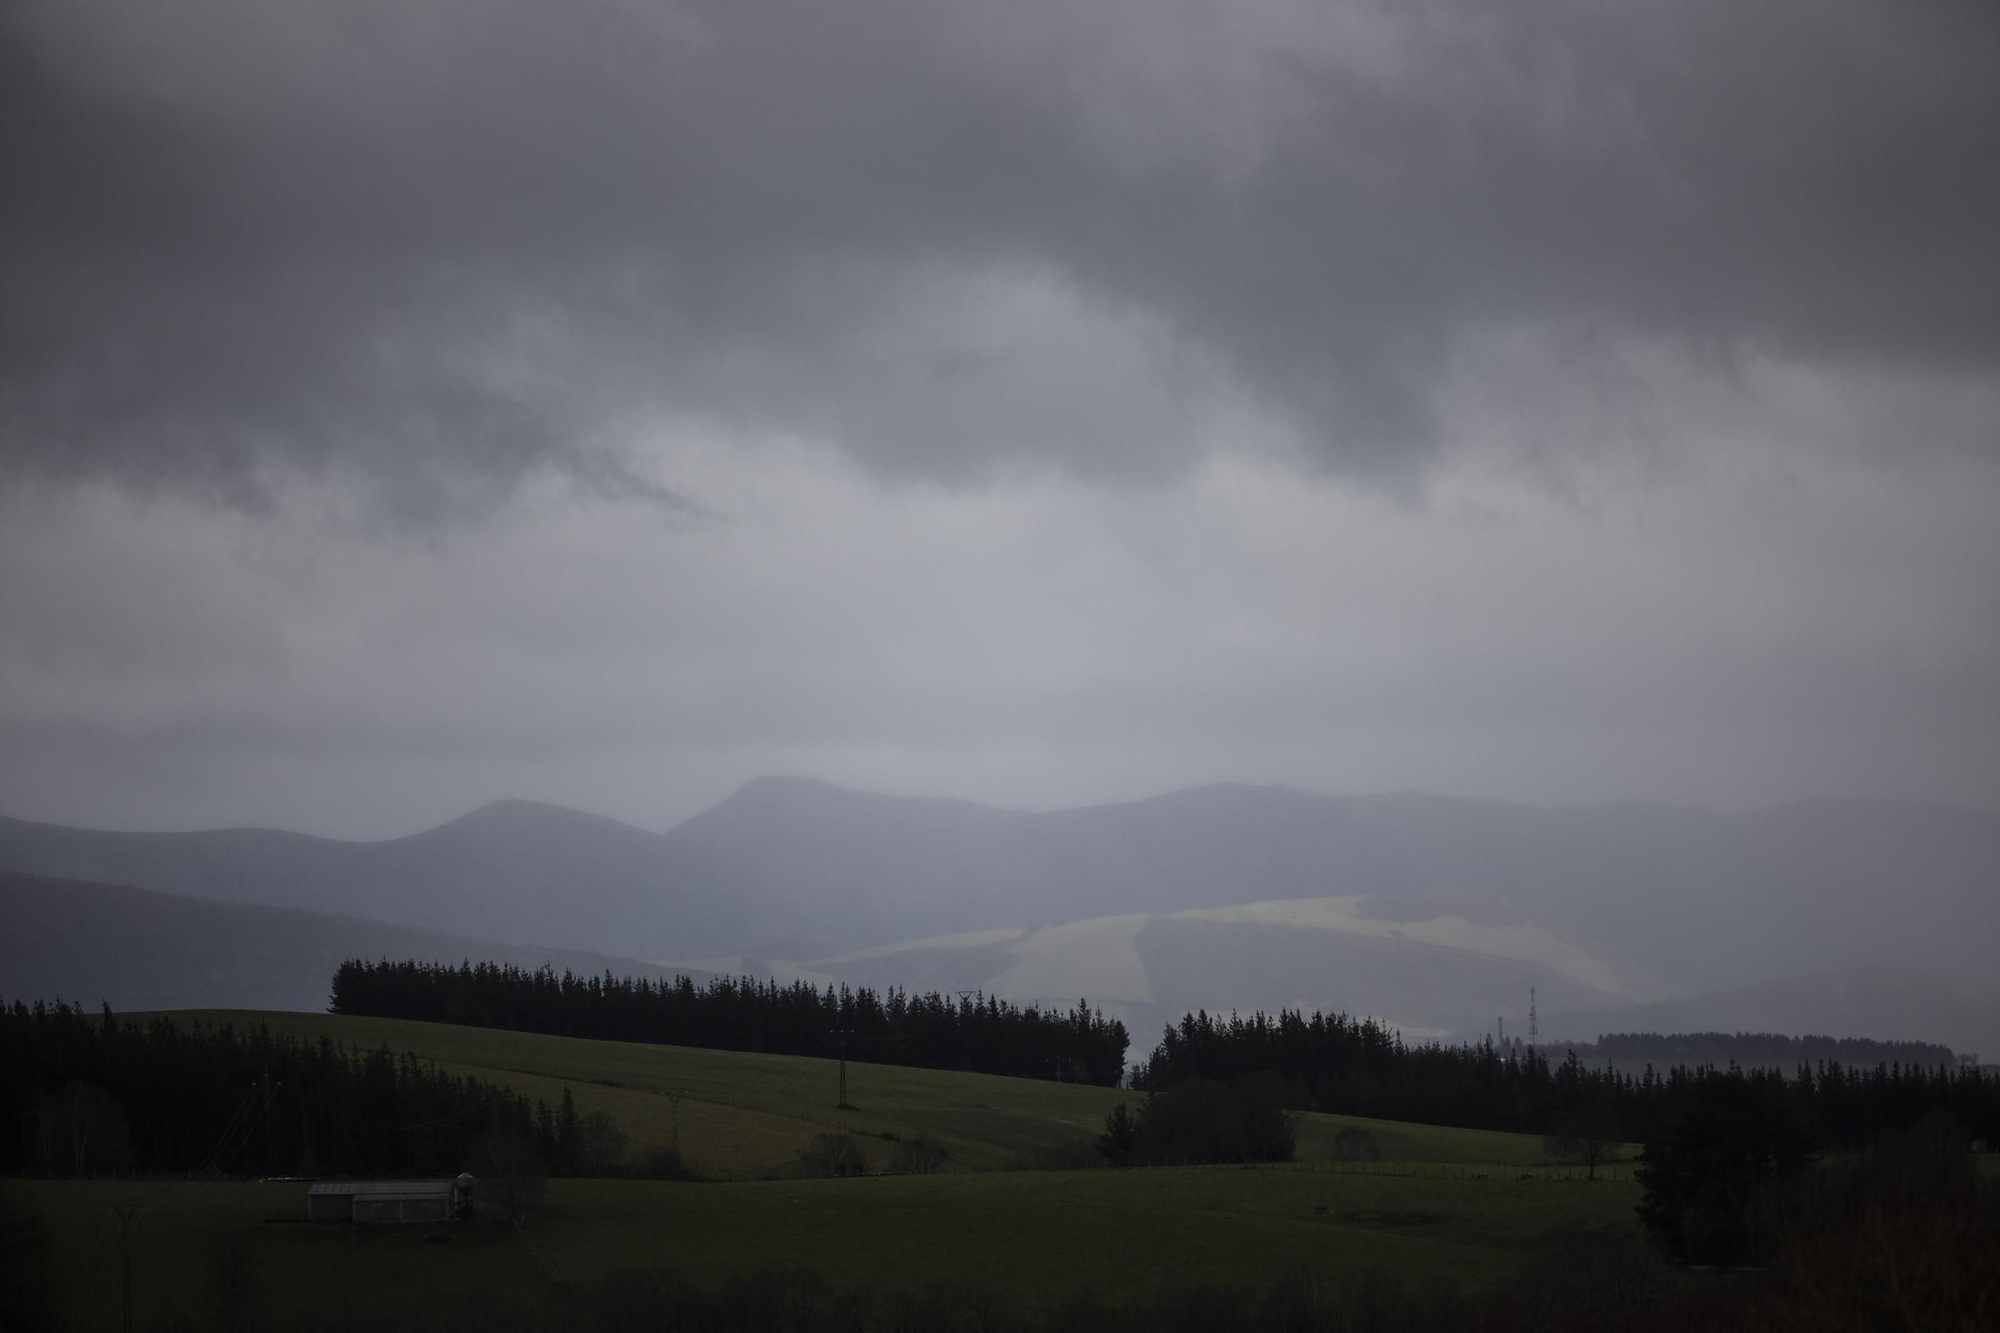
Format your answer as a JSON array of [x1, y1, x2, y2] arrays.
[[1528, 987, 1539, 1049]]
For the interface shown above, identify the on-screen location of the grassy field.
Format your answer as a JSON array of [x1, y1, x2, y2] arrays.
[[151, 1010, 1588, 1177], [8, 1011, 1650, 1328], [17, 1167, 1644, 1330]]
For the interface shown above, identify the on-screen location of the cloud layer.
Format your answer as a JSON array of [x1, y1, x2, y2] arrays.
[[6, 0, 1997, 506], [1, 1, 1996, 832]]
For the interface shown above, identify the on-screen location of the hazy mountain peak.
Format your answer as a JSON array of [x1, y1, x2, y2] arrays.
[[687, 775, 1016, 829], [433, 798, 647, 833]]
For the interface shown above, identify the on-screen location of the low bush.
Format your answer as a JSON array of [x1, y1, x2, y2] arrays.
[[796, 1132, 868, 1178], [1003, 1136, 1104, 1171], [889, 1136, 950, 1174], [628, 1146, 707, 1181]]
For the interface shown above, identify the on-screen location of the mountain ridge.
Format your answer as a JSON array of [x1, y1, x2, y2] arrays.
[[0, 870, 699, 1014], [4, 777, 1996, 1051]]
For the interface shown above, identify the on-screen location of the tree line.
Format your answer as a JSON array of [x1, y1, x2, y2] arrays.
[[329, 959, 1130, 1086], [1549, 1029, 1960, 1071], [1096, 1075, 1298, 1167], [1133, 1008, 2000, 1149], [0, 998, 587, 1179]]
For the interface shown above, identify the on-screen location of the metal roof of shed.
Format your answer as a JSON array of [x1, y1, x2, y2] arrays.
[[308, 1181, 453, 1198]]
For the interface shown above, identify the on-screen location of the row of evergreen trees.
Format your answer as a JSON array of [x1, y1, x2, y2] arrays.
[[1134, 1008, 2000, 1148], [329, 959, 1130, 1086], [0, 999, 565, 1178], [1559, 1030, 1958, 1070]]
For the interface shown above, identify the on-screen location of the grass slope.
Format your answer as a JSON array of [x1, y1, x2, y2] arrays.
[[157, 1010, 1576, 1176]]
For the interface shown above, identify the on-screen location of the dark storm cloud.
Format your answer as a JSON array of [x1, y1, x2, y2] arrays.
[[3, 0, 1996, 506]]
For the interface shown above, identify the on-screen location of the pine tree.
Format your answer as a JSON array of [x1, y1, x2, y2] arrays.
[[555, 1087, 583, 1176], [533, 1099, 559, 1167]]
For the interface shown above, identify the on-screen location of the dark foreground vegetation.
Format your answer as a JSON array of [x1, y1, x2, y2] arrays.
[[330, 958, 1130, 1085], [0, 1000, 628, 1181], [5, 1126, 1994, 1333], [1136, 1008, 2000, 1149], [1098, 1076, 1299, 1166]]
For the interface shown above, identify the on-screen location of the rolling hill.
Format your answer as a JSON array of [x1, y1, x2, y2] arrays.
[[144, 1009, 1573, 1177], [0, 871, 693, 1013], [0, 800, 708, 961], [748, 893, 1644, 1046]]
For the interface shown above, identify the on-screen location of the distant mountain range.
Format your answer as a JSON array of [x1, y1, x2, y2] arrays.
[[0, 870, 695, 1014], [3, 778, 1996, 1051]]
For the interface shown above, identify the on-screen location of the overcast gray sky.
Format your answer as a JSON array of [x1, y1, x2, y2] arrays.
[[3, 0, 1996, 837]]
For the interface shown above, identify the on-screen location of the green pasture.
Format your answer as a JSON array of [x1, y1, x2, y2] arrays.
[[17, 1166, 1644, 1330], [148, 1011, 1589, 1177]]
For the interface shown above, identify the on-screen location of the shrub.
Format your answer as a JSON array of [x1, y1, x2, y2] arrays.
[[467, 1127, 548, 1229], [889, 1136, 950, 1174], [630, 1146, 705, 1181], [796, 1131, 868, 1178], [1006, 1136, 1105, 1171], [1101, 1078, 1297, 1167], [577, 1110, 629, 1176]]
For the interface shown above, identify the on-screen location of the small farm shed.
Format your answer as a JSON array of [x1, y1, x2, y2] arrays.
[[306, 1180, 454, 1224]]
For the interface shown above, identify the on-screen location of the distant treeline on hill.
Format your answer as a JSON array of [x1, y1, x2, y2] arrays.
[[0, 999, 557, 1178], [1556, 1030, 1960, 1070], [1135, 1009, 2000, 1149], [329, 959, 1130, 1086]]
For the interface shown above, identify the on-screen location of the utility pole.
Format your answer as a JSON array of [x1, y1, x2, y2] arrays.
[[112, 1204, 141, 1333], [260, 1070, 276, 1176], [298, 1078, 313, 1175], [833, 1028, 854, 1109], [669, 1090, 686, 1159]]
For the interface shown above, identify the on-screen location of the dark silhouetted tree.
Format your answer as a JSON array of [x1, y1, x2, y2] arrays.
[[578, 1111, 628, 1176], [1108, 1078, 1296, 1166], [1096, 1103, 1138, 1165], [468, 1127, 548, 1229], [25, 1083, 134, 1177], [1545, 1100, 1624, 1180], [555, 1087, 584, 1175], [1637, 1071, 1815, 1266]]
